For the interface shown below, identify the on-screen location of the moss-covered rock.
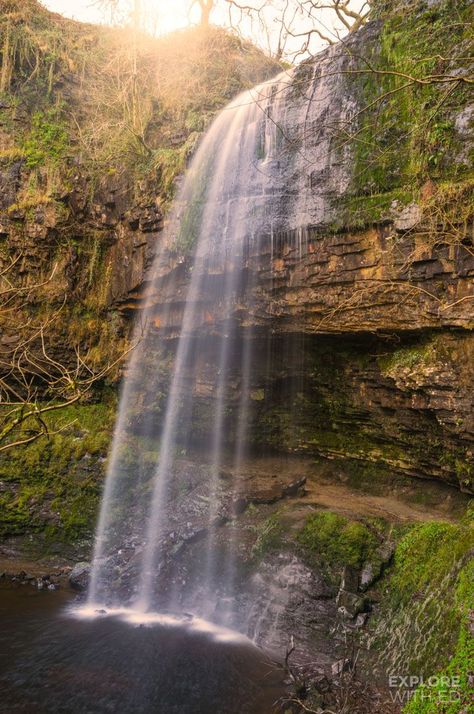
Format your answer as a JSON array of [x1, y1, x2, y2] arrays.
[[402, 560, 473, 714], [0, 401, 115, 541], [235, 334, 474, 491], [349, 0, 473, 199], [367, 508, 474, 709], [297, 510, 384, 585]]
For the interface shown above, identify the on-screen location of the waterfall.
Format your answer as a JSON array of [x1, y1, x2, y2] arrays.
[[87, 71, 293, 617], [86, 45, 348, 627]]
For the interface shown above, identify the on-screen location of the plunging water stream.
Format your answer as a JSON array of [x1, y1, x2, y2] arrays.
[[87, 72, 298, 620], [86, 42, 350, 630]]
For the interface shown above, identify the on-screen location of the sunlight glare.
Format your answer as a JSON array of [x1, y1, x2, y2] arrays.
[[41, 0, 201, 35]]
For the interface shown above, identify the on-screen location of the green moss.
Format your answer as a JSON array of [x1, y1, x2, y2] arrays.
[[389, 520, 472, 607], [153, 147, 187, 203], [0, 402, 115, 541], [364, 0, 471, 186], [21, 108, 69, 168], [401, 588, 473, 713], [172, 146, 216, 253], [378, 340, 434, 374], [184, 110, 207, 132], [369, 510, 474, 686], [298, 511, 380, 573], [332, 188, 414, 231], [453, 459, 473, 493], [306, 427, 408, 466], [342, 0, 473, 228], [438, 450, 474, 493], [400, 524, 474, 713], [252, 402, 294, 450]]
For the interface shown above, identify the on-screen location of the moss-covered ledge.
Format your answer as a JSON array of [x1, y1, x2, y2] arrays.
[[0, 402, 115, 541]]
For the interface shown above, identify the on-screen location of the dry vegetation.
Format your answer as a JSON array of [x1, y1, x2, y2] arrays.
[[0, 0, 279, 304], [0, 0, 279, 450]]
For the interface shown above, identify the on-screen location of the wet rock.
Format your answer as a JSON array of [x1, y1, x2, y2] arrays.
[[454, 105, 474, 139], [392, 202, 422, 232], [69, 562, 91, 591], [331, 658, 352, 677], [354, 612, 369, 628], [340, 565, 359, 593], [282, 476, 307, 497], [230, 497, 248, 515], [312, 673, 331, 693], [360, 542, 395, 592], [246, 554, 337, 666], [336, 589, 367, 620], [360, 562, 376, 591], [336, 565, 370, 619]]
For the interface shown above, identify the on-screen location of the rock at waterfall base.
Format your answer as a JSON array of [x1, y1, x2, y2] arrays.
[[69, 562, 91, 591]]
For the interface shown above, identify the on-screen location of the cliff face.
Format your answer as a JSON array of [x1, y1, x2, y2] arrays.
[[0, 0, 472, 547], [0, 0, 280, 368], [124, 0, 473, 492], [142, 331, 472, 492]]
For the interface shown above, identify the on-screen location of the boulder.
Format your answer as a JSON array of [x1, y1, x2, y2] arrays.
[[360, 542, 395, 591], [336, 589, 367, 620], [68, 562, 91, 591]]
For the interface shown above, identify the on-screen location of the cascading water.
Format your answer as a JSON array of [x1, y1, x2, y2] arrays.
[[86, 44, 350, 633], [87, 72, 293, 618]]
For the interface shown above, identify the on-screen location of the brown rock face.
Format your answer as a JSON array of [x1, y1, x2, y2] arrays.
[[131, 222, 473, 335], [0, 168, 161, 305], [0, 4, 280, 378], [151, 331, 472, 492], [254, 227, 474, 333], [0, 3, 472, 495], [122, 209, 473, 494], [119, 32, 472, 492]]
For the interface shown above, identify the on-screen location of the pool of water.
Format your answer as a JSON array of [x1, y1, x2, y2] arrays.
[[0, 584, 285, 713]]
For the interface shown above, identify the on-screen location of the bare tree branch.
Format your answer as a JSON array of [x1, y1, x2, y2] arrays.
[[0, 259, 141, 452]]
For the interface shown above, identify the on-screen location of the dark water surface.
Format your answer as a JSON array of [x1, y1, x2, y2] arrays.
[[0, 584, 284, 713]]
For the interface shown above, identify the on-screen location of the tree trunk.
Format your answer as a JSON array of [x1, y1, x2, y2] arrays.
[[200, 0, 213, 26]]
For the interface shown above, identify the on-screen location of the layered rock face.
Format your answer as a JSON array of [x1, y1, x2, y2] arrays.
[[147, 331, 473, 491], [256, 227, 474, 333], [0, 0, 472, 498], [0, 166, 161, 305], [121, 3, 473, 493]]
